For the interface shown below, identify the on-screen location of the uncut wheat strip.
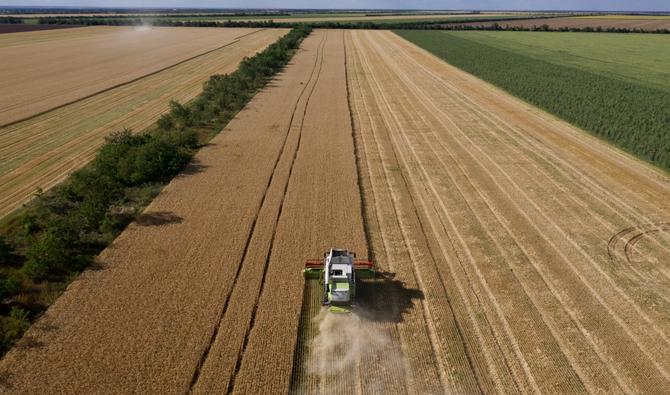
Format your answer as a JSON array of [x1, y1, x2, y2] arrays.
[[285, 31, 411, 395], [387, 32, 670, 360], [380, 32, 670, 394], [231, 30, 367, 394], [0, 42, 306, 395], [190, 32, 328, 394], [346, 31, 480, 394], [350, 30, 520, 393], [0, 26, 257, 125], [0, 29, 287, 218]]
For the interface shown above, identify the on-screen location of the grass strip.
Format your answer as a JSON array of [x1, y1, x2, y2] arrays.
[[0, 26, 311, 356]]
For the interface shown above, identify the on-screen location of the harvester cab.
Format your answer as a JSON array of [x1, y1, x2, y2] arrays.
[[304, 248, 374, 313]]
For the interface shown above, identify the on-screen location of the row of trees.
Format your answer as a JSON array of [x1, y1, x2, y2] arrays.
[[34, 15, 670, 34], [0, 26, 311, 355], [437, 22, 670, 34], [0, 17, 23, 24], [35, 15, 545, 30]]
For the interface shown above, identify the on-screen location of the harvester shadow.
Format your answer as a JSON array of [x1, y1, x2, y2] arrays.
[[176, 159, 209, 178], [355, 271, 424, 324], [135, 211, 183, 227]]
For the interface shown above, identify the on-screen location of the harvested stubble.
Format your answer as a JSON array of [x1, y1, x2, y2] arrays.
[[0, 26, 258, 126], [0, 28, 287, 218], [346, 29, 670, 393]]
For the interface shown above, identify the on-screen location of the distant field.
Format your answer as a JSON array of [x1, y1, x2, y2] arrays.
[[0, 23, 78, 33], [396, 30, 670, 170], [459, 15, 670, 30], [449, 31, 670, 91], [0, 26, 259, 126], [577, 14, 670, 20]]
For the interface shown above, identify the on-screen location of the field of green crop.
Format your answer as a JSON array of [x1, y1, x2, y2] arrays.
[[396, 30, 670, 170], [447, 31, 670, 91]]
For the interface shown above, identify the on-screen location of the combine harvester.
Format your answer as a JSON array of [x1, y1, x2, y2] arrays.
[[304, 248, 375, 313]]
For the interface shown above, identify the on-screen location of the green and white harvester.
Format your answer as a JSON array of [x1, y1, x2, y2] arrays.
[[304, 248, 375, 313]]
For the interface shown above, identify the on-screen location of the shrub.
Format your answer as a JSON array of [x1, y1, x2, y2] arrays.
[[0, 275, 20, 300]]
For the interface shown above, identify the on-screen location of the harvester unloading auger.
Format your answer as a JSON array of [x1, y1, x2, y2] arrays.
[[304, 248, 375, 313]]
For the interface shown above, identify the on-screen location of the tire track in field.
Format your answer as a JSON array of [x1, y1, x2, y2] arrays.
[[188, 31, 329, 394]]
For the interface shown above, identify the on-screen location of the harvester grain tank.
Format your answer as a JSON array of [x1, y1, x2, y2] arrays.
[[304, 248, 374, 312]]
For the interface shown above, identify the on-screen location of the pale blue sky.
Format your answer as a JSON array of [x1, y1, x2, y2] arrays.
[[1, 1, 668, 12]]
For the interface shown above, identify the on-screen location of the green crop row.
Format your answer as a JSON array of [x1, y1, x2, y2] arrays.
[[0, 26, 311, 356], [396, 30, 670, 171]]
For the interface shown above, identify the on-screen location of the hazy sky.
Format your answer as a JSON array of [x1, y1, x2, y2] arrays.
[[1, 1, 669, 12]]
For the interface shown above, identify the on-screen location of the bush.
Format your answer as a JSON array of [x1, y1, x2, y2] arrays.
[[23, 229, 71, 280], [1, 307, 30, 353], [0, 237, 13, 263], [0, 275, 20, 300]]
